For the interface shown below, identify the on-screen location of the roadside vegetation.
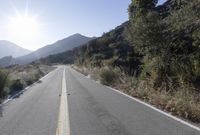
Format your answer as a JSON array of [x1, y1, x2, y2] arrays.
[[0, 64, 54, 103], [0, 69, 9, 102], [37, 0, 200, 124], [99, 68, 119, 85], [72, 0, 200, 123]]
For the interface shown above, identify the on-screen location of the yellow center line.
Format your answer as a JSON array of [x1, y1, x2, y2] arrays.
[[56, 67, 70, 135]]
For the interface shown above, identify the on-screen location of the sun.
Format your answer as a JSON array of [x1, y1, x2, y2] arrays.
[[7, 15, 40, 39]]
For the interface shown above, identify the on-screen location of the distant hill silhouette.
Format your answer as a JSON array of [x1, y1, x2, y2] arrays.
[[0, 34, 94, 67], [0, 40, 31, 58]]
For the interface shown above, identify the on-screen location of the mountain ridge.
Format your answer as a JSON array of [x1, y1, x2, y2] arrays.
[[0, 33, 94, 67], [0, 40, 31, 58], [17, 33, 94, 64]]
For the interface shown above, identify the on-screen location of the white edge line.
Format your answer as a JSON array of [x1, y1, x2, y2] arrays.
[[70, 67, 200, 132], [107, 86, 200, 132], [1, 68, 56, 106]]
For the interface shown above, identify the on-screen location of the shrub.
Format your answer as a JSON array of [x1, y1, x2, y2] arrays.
[[10, 79, 24, 92], [33, 72, 41, 81], [0, 69, 9, 100], [99, 68, 118, 85]]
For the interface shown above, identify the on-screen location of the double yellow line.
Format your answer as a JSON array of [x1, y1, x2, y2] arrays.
[[56, 67, 70, 135]]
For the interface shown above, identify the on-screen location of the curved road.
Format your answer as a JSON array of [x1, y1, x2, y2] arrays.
[[0, 66, 199, 135]]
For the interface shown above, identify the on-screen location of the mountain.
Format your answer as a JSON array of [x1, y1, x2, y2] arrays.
[[16, 33, 94, 64], [0, 56, 16, 67], [0, 40, 31, 58], [38, 21, 138, 74]]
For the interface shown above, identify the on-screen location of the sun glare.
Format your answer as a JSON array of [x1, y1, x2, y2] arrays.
[[7, 15, 40, 39]]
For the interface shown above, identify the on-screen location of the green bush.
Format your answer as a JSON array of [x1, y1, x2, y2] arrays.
[[99, 68, 118, 85]]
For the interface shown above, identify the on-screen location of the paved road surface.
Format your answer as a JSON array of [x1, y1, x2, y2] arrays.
[[0, 67, 63, 135], [66, 66, 200, 135], [0, 66, 199, 135]]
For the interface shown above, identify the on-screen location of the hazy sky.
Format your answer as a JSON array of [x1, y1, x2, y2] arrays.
[[0, 0, 166, 51]]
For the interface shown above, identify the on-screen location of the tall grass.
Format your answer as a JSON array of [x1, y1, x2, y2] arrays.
[[0, 64, 54, 101]]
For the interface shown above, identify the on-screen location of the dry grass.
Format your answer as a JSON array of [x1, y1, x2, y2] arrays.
[[0, 64, 55, 100]]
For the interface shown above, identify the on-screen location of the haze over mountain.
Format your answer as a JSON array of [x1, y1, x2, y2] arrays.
[[0, 34, 94, 67], [0, 40, 31, 58]]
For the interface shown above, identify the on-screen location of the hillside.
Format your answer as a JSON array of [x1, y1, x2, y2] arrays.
[[0, 56, 16, 67], [39, 22, 139, 72], [0, 40, 31, 58], [38, 50, 75, 65]]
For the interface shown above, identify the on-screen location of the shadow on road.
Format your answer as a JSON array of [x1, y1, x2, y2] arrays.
[[0, 80, 44, 118], [0, 80, 44, 107], [10, 80, 43, 100], [9, 89, 24, 99], [37, 80, 42, 84]]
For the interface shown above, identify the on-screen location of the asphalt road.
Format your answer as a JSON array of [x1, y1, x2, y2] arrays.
[[0, 65, 199, 135], [0, 66, 63, 135], [66, 66, 200, 135]]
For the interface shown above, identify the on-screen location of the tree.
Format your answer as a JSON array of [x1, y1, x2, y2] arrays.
[[127, 0, 200, 90], [128, 0, 158, 18]]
